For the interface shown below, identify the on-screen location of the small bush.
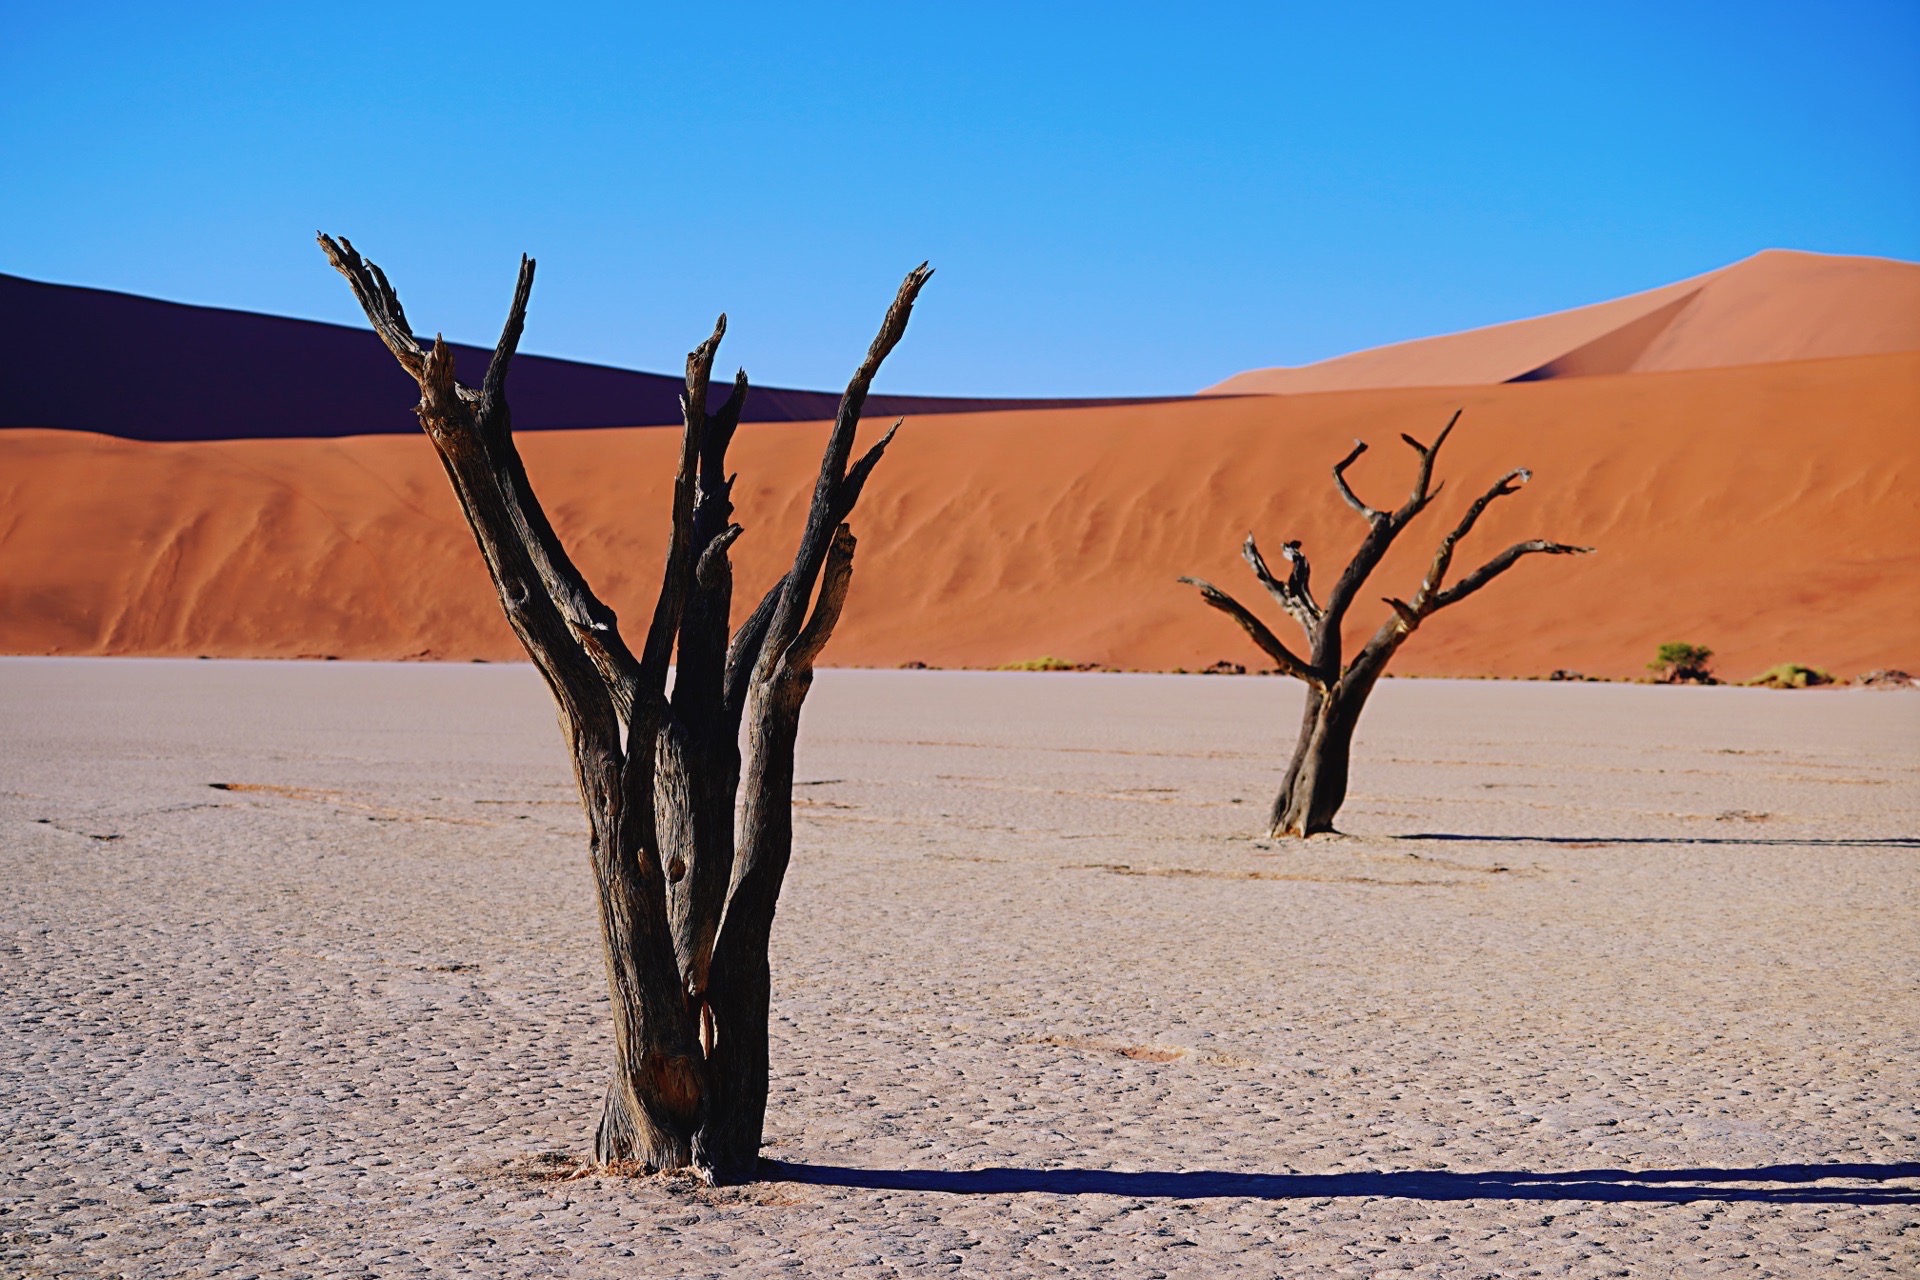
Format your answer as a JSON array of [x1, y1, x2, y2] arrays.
[[998, 655, 1088, 672], [1749, 663, 1834, 689], [1648, 642, 1716, 684]]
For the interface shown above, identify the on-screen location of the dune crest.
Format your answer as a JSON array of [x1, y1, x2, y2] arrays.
[[1208, 250, 1920, 394]]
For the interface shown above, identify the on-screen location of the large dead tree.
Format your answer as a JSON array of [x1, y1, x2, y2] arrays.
[[1181, 412, 1590, 838], [319, 233, 929, 1183]]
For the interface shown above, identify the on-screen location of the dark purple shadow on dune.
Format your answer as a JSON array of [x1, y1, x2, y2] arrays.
[[769, 1160, 1920, 1204], [1, 272, 1182, 441]]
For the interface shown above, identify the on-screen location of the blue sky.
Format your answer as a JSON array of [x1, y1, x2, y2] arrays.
[[4, 2, 1915, 395]]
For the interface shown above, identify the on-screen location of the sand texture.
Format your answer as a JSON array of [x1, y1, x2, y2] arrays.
[[1207, 250, 1920, 394], [3, 350, 1917, 679], [3, 660, 1916, 1277]]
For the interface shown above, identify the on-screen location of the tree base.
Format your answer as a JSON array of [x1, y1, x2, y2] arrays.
[[594, 1080, 692, 1173]]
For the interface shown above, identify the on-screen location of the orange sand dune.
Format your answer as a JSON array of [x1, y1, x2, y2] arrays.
[[2, 351, 1916, 680], [1209, 250, 1920, 394]]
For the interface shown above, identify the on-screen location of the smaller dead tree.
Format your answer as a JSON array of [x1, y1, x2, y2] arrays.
[[1181, 412, 1591, 838], [319, 232, 929, 1183]]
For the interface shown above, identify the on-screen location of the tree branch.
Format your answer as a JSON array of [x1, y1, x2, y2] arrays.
[[1429, 540, 1593, 612], [1331, 440, 1379, 520], [641, 316, 726, 690], [763, 264, 931, 676], [480, 254, 534, 421], [1390, 408, 1461, 523], [317, 233, 624, 766], [1242, 533, 1320, 636], [1177, 577, 1321, 685], [1407, 466, 1529, 614], [786, 526, 857, 673], [1319, 409, 1466, 632], [835, 418, 903, 523], [316, 234, 425, 379], [319, 234, 646, 724], [724, 574, 785, 726]]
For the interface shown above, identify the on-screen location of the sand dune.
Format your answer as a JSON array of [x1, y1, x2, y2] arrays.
[[3, 351, 1914, 679], [1208, 250, 1920, 394]]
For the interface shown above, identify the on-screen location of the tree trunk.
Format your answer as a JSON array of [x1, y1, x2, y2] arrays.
[[1271, 685, 1359, 836], [691, 678, 804, 1179]]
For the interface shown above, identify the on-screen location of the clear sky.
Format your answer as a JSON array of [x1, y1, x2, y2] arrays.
[[4, 2, 1916, 396]]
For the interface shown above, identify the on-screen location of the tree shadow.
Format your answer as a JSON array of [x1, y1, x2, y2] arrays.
[[1396, 833, 1920, 849], [767, 1160, 1920, 1205]]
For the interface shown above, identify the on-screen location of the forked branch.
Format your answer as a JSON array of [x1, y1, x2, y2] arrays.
[[480, 255, 535, 422], [1390, 408, 1460, 523], [1429, 539, 1592, 612], [787, 526, 859, 673], [1242, 534, 1320, 636], [1177, 577, 1319, 684], [640, 316, 728, 691], [317, 232, 639, 730], [762, 264, 932, 680], [1331, 440, 1378, 521], [1406, 466, 1527, 614], [318, 235, 426, 379]]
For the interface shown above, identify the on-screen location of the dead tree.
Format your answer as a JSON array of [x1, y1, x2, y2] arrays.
[[1181, 412, 1590, 838], [318, 233, 929, 1183]]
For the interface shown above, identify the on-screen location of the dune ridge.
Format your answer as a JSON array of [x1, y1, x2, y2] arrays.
[[3, 351, 1914, 680], [1207, 250, 1920, 394]]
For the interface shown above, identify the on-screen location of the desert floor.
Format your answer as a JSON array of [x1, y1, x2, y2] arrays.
[[2, 660, 1916, 1278]]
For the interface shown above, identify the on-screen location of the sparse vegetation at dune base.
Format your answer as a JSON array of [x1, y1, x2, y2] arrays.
[[1748, 662, 1835, 689], [997, 656, 1099, 672], [1647, 642, 1717, 684]]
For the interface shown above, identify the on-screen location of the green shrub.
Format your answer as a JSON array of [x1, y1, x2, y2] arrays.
[[1648, 642, 1715, 684], [1749, 663, 1834, 689]]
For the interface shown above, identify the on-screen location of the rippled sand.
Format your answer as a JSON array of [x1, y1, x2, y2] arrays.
[[3, 660, 1916, 1277]]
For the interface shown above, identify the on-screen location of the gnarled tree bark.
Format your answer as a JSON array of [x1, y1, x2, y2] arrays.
[[319, 233, 929, 1182], [1182, 412, 1591, 837]]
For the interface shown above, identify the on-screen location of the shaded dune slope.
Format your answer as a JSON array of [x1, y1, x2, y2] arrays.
[[0, 272, 1174, 442], [1208, 251, 1920, 394], [3, 352, 1914, 678]]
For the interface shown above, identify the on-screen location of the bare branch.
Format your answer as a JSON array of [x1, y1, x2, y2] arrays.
[[724, 575, 785, 723], [835, 419, 903, 523], [1331, 440, 1379, 520], [420, 334, 460, 423], [694, 524, 743, 588], [1177, 577, 1320, 685], [317, 234, 626, 764], [703, 369, 750, 479], [316, 233, 425, 378], [763, 265, 931, 673], [1429, 541, 1593, 612], [641, 316, 727, 688], [319, 234, 643, 720], [1408, 467, 1530, 613], [786, 526, 857, 674], [1391, 408, 1462, 522], [1242, 534, 1319, 636], [1320, 409, 1469, 632], [480, 254, 535, 421]]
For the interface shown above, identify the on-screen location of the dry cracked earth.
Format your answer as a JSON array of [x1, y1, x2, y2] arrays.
[[2, 660, 1916, 1277]]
